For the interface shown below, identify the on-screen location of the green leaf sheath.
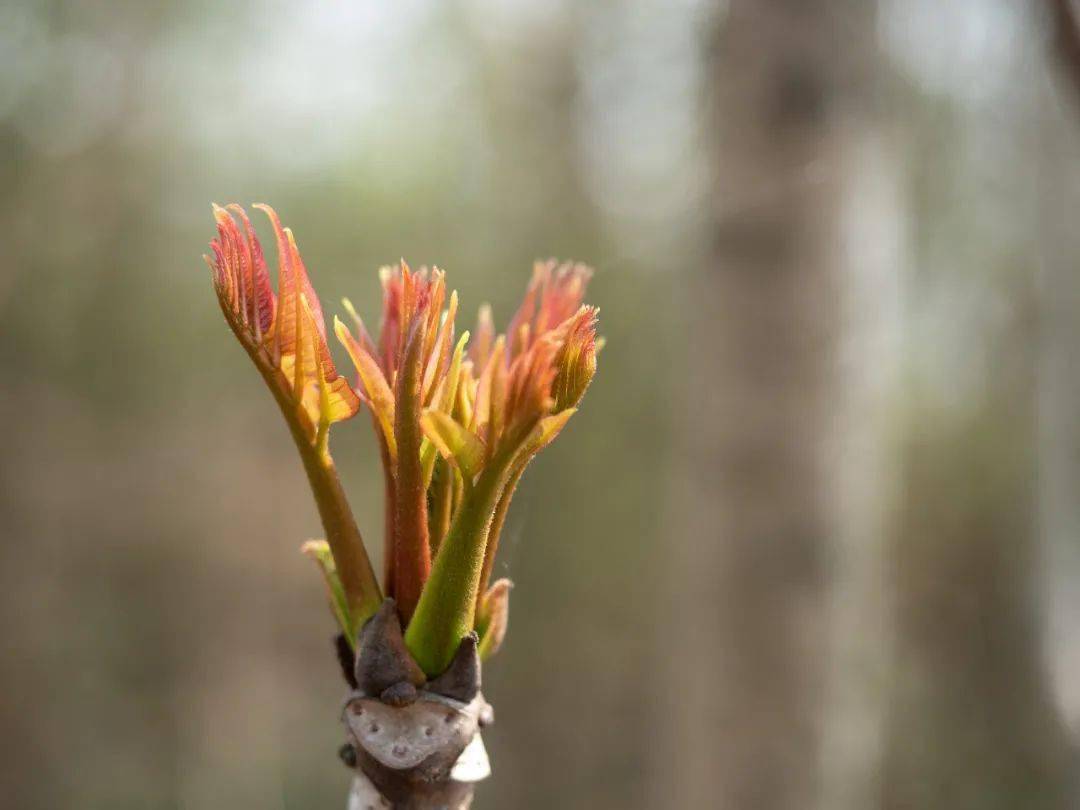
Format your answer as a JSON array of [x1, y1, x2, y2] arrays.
[[404, 462, 509, 676], [428, 458, 454, 555]]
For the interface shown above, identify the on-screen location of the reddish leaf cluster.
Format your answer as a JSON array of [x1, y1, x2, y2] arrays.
[[206, 205, 599, 675]]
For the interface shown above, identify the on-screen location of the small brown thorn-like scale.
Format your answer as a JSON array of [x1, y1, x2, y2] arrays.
[[380, 680, 420, 707], [338, 742, 358, 769], [355, 599, 427, 698], [426, 633, 481, 704]]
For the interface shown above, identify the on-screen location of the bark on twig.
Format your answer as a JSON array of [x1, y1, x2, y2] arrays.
[[340, 599, 492, 809]]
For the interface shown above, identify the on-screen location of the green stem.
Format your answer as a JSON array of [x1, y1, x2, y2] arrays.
[[293, 427, 383, 628], [246, 337, 383, 628]]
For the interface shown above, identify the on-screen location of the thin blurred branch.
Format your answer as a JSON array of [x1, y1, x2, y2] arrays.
[[1048, 0, 1080, 110]]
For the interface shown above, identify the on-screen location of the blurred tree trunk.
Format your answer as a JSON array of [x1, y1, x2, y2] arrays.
[[879, 313, 1074, 810], [879, 12, 1077, 808], [660, 3, 874, 808]]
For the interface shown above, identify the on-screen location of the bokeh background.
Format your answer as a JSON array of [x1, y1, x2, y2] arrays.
[[3, 1, 1080, 808]]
